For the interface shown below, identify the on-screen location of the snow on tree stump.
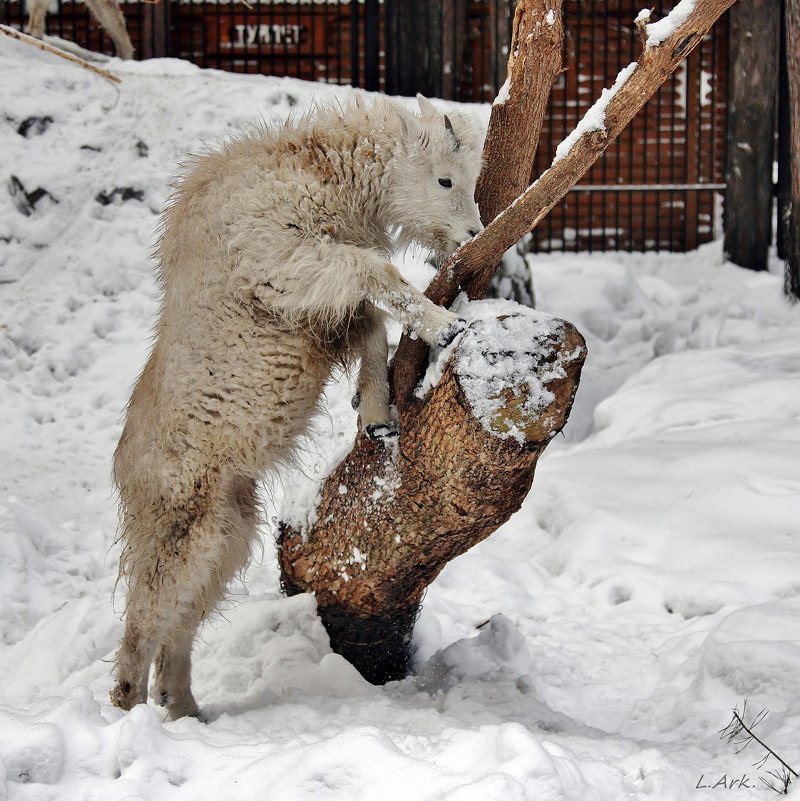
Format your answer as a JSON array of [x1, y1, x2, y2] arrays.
[[279, 310, 586, 684]]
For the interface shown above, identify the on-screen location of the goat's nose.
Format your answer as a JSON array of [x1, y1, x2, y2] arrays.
[[468, 228, 480, 237]]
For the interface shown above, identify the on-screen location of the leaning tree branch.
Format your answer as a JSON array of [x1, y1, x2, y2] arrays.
[[0, 24, 122, 85], [391, 0, 739, 411]]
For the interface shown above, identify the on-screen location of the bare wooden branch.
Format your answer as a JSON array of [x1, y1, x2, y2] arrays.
[[721, 702, 799, 780], [635, 9, 651, 49], [0, 24, 122, 85], [475, 0, 564, 226]]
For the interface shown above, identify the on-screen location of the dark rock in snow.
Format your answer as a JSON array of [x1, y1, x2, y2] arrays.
[[7, 175, 58, 216], [17, 116, 54, 138], [268, 92, 297, 107], [95, 187, 145, 206]]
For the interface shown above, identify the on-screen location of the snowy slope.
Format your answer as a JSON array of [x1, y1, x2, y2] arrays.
[[1, 37, 799, 801]]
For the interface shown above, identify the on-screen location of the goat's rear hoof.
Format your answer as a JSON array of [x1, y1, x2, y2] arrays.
[[168, 698, 204, 722], [181, 705, 207, 724], [154, 688, 203, 721], [366, 422, 399, 442], [110, 681, 141, 711]]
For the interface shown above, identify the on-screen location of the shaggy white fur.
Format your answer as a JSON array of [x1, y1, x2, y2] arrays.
[[110, 94, 484, 719]]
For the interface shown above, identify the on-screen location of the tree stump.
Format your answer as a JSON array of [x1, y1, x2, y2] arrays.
[[279, 312, 586, 682]]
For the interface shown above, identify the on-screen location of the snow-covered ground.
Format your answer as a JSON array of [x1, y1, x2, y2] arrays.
[[1, 37, 799, 801]]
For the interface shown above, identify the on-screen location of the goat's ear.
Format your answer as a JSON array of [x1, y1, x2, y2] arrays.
[[416, 93, 438, 119], [398, 109, 426, 147], [443, 114, 461, 151]]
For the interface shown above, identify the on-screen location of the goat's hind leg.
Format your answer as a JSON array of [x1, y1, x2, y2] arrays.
[[112, 496, 177, 713], [83, 0, 134, 59], [114, 592, 202, 720], [111, 609, 157, 712], [112, 479, 211, 717], [349, 303, 396, 440], [152, 626, 201, 720], [149, 473, 258, 721]]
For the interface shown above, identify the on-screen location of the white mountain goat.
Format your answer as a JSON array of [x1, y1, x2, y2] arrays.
[[111, 94, 484, 719], [26, 0, 134, 60]]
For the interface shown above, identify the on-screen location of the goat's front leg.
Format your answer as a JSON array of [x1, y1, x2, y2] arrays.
[[255, 242, 465, 346], [363, 262, 465, 348]]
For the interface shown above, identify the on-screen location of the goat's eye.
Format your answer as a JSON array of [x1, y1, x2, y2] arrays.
[[438, 178, 453, 188]]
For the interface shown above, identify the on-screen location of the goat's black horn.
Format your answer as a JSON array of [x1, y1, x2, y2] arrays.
[[443, 115, 460, 150]]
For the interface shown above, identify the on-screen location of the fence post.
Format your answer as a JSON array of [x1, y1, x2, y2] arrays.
[[386, 0, 420, 96], [784, 0, 800, 299], [350, 0, 360, 87], [364, 0, 379, 91], [778, 0, 791, 260], [141, 0, 170, 59], [723, 0, 780, 271], [385, 0, 445, 98]]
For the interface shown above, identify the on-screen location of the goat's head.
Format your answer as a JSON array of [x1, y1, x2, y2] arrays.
[[388, 94, 485, 261]]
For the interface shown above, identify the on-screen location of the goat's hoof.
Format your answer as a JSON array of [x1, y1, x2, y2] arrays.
[[188, 707, 209, 724], [167, 697, 204, 722], [351, 391, 361, 410], [437, 318, 467, 348], [365, 422, 399, 442]]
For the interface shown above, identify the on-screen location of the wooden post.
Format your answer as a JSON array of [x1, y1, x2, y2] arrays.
[[723, 0, 780, 271], [778, 0, 791, 260], [785, 0, 800, 298], [364, 0, 379, 91], [385, 0, 439, 98], [441, 0, 468, 100], [385, 0, 480, 100], [425, 0, 444, 99], [142, 0, 170, 59]]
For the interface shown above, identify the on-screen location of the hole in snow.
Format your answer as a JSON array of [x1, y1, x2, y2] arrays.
[[609, 585, 632, 605]]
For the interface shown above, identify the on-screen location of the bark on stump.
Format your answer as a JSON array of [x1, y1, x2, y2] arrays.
[[279, 314, 586, 683]]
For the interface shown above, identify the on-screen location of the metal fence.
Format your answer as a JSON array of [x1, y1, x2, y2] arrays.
[[2, 0, 729, 252]]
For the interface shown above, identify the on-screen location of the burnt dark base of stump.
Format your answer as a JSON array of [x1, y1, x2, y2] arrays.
[[317, 605, 419, 684], [282, 577, 419, 684], [318, 608, 418, 684]]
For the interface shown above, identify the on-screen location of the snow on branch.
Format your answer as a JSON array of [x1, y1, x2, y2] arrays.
[[552, 62, 637, 165], [644, 0, 697, 47]]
